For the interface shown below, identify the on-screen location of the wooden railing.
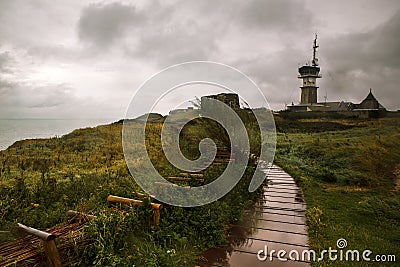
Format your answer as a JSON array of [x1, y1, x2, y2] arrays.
[[107, 195, 162, 226]]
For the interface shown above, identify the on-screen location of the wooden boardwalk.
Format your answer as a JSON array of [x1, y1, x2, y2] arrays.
[[202, 165, 310, 266]]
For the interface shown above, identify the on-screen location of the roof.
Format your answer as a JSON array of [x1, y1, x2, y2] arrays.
[[298, 65, 320, 76], [363, 89, 377, 101], [317, 101, 354, 111]]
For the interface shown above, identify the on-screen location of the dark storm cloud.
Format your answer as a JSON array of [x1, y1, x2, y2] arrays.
[[324, 10, 400, 71], [123, 0, 222, 66], [131, 0, 314, 66], [78, 2, 141, 48], [238, 0, 313, 32], [321, 9, 400, 109], [77, 0, 221, 65], [76, 0, 314, 67], [172, 0, 313, 33], [1, 0, 399, 117], [130, 19, 219, 66], [232, 46, 305, 109]]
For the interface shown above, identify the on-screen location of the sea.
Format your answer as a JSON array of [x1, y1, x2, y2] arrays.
[[0, 119, 119, 151]]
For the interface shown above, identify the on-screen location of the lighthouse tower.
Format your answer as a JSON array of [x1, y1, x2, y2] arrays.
[[298, 35, 321, 105]]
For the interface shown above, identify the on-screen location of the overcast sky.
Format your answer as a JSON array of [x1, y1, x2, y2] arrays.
[[1, 0, 399, 119]]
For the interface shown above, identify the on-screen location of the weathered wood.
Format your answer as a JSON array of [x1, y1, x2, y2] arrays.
[[107, 195, 162, 226], [17, 223, 62, 267], [17, 223, 56, 241], [66, 210, 97, 220], [153, 208, 161, 227], [41, 239, 62, 267], [108, 195, 143, 206]]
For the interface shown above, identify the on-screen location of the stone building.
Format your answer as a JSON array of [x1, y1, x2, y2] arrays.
[[201, 93, 240, 111], [354, 89, 385, 110]]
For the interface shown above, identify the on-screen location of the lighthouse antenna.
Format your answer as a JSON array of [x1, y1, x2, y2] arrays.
[[312, 34, 319, 66]]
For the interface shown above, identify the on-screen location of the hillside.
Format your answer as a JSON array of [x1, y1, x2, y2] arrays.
[[0, 117, 261, 266], [0, 116, 399, 266]]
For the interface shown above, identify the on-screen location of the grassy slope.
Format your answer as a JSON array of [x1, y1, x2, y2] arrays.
[[274, 117, 400, 266], [0, 119, 261, 266], [1, 116, 399, 266]]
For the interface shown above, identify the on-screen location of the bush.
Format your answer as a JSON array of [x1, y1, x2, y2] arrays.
[[315, 167, 337, 183]]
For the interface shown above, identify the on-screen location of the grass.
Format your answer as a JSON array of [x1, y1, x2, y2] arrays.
[[1, 114, 399, 266], [0, 117, 262, 266], [274, 117, 400, 266]]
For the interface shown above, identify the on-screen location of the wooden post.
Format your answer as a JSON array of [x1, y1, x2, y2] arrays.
[[153, 207, 161, 226], [17, 223, 62, 267], [42, 239, 62, 267], [107, 195, 162, 226]]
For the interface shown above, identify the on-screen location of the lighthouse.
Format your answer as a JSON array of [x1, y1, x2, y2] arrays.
[[286, 35, 387, 118], [298, 35, 321, 105]]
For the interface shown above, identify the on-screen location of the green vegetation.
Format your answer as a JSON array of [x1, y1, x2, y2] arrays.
[[0, 117, 262, 266], [1, 114, 399, 266], [274, 117, 400, 266]]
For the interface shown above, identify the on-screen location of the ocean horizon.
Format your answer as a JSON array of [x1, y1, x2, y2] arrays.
[[0, 118, 119, 151]]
